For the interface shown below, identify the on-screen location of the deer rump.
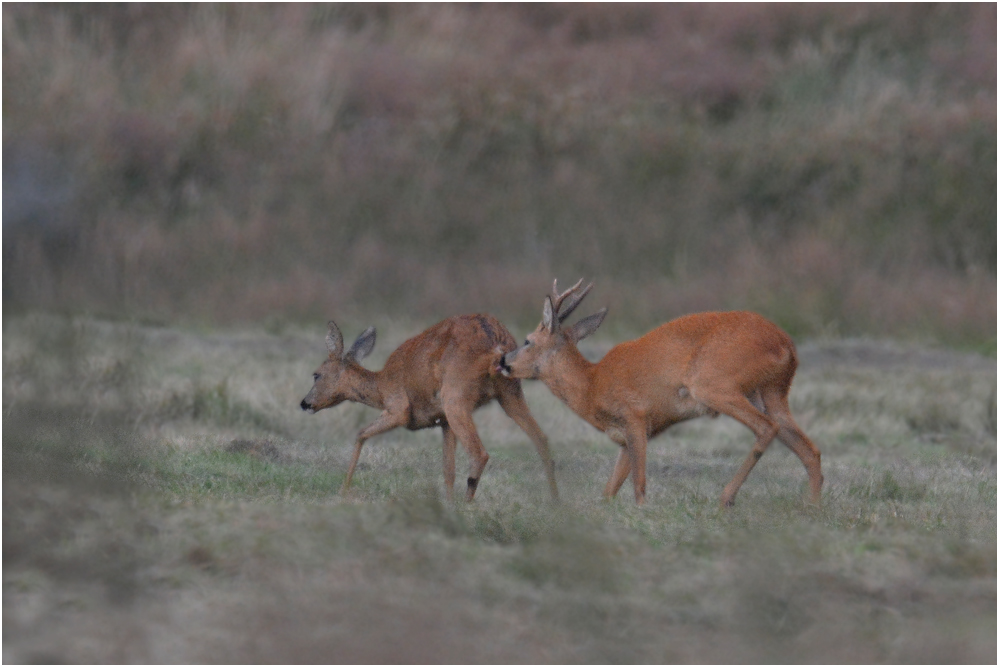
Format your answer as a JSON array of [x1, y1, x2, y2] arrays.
[[383, 315, 516, 429]]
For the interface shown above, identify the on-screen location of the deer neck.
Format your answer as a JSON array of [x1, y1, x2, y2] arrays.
[[542, 344, 598, 423], [347, 365, 385, 410]]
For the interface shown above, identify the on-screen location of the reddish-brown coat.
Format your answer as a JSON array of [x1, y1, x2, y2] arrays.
[[301, 314, 558, 502], [501, 280, 822, 506]]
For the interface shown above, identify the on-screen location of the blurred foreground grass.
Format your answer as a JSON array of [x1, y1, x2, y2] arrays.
[[3, 315, 996, 662]]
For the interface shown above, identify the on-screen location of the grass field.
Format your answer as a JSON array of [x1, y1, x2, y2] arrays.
[[3, 314, 995, 663], [4, 7, 994, 661]]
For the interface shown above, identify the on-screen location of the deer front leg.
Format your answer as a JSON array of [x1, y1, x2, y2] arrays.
[[342, 409, 406, 494], [625, 430, 649, 505], [604, 444, 631, 499]]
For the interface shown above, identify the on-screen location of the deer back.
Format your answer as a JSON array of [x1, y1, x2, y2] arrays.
[[380, 314, 518, 405]]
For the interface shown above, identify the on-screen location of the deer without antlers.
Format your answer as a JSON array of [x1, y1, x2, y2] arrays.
[[300, 315, 559, 502], [499, 279, 823, 507]]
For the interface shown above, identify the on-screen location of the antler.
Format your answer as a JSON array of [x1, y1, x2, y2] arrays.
[[550, 278, 593, 323]]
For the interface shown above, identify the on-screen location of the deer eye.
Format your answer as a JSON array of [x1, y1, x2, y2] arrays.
[[313, 373, 321, 381], [523, 339, 531, 347]]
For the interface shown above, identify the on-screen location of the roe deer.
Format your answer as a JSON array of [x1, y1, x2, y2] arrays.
[[300, 315, 559, 502], [499, 279, 823, 507]]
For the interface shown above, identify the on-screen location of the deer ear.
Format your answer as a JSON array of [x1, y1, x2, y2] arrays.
[[569, 308, 607, 343], [326, 321, 344, 357], [346, 326, 377, 362], [542, 297, 557, 334]]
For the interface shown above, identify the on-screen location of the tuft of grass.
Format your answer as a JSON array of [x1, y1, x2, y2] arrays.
[[160, 377, 288, 434], [848, 469, 926, 503]]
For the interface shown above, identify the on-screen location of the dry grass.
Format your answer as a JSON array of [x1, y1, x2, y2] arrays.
[[3, 315, 996, 663], [3, 4, 996, 345]]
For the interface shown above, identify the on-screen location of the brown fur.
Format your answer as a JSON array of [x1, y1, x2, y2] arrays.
[[301, 314, 558, 502], [501, 280, 822, 507]]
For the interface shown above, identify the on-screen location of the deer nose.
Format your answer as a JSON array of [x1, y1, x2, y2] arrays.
[[300, 399, 311, 411]]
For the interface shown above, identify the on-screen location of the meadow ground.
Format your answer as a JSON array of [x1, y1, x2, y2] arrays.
[[3, 314, 996, 663]]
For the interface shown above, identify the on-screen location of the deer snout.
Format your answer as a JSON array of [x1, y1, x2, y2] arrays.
[[300, 398, 316, 414]]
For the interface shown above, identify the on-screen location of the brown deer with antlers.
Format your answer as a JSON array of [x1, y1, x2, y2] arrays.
[[498, 279, 823, 507], [300, 315, 559, 502]]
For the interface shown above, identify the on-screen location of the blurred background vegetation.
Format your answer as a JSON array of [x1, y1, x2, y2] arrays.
[[3, 3, 995, 345]]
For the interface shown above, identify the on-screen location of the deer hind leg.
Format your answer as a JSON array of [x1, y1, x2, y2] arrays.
[[603, 425, 647, 504], [343, 409, 407, 494], [762, 390, 824, 504], [441, 398, 490, 502], [498, 384, 559, 501], [448, 412, 490, 502], [699, 389, 780, 507], [441, 423, 457, 502]]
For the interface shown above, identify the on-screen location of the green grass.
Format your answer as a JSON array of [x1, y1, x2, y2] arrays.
[[3, 315, 996, 662]]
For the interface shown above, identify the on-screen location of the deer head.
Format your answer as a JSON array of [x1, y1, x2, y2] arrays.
[[300, 321, 377, 413], [499, 279, 607, 380]]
